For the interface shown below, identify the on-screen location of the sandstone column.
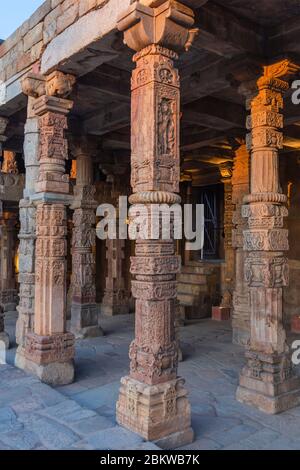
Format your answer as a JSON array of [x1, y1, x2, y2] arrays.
[[0, 212, 18, 312], [0, 203, 9, 352], [232, 142, 251, 345], [70, 140, 103, 338], [0, 118, 10, 352], [23, 71, 76, 385], [236, 60, 300, 413], [0, 146, 18, 313], [212, 163, 234, 320], [116, 1, 197, 447], [15, 81, 40, 365]]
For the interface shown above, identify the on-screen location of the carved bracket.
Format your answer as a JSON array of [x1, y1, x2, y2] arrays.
[[118, 0, 198, 52]]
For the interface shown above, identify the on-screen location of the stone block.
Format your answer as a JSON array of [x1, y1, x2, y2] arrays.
[[117, 376, 193, 446], [23, 23, 43, 51], [57, 3, 78, 34], [212, 306, 231, 321], [291, 315, 300, 334], [31, 40, 43, 63], [23, 358, 75, 386], [29, 0, 51, 30], [79, 0, 98, 17]]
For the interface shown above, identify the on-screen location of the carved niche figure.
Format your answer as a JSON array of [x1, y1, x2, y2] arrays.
[[158, 98, 175, 156]]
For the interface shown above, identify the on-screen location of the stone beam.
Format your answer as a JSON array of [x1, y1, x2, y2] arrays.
[[181, 128, 244, 151], [194, 2, 263, 58], [84, 103, 130, 135], [41, 0, 132, 75], [183, 97, 246, 129], [79, 67, 131, 103]]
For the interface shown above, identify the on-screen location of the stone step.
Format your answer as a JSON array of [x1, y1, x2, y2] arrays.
[[181, 265, 216, 275], [177, 293, 195, 306], [178, 273, 207, 285], [177, 282, 207, 296]]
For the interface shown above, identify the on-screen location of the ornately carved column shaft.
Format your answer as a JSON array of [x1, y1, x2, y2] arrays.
[[115, 0, 197, 446], [70, 149, 103, 338], [236, 61, 300, 413], [0, 213, 18, 311], [16, 97, 39, 354], [23, 71, 76, 385], [116, 44, 193, 446], [102, 226, 130, 316], [215, 163, 234, 317], [0, 118, 10, 353], [232, 143, 251, 345]]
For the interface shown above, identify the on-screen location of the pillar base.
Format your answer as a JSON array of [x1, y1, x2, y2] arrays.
[[24, 332, 75, 385], [0, 289, 18, 312], [14, 346, 27, 370], [232, 327, 250, 346], [116, 376, 193, 446], [23, 357, 75, 386], [236, 350, 300, 414], [101, 303, 130, 316], [70, 303, 103, 339], [0, 332, 9, 364]]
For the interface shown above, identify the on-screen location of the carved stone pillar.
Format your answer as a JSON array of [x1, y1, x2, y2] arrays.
[[0, 117, 8, 171], [23, 71, 76, 385], [15, 94, 40, 364], [0, 212, 18, 312], [0, 118, 10, 352], [102, 232, 130, 316], [232, 143, 251, 345], [236, 60, 300, 413], [116, 1, 197, 447], [70, 143, 103, 338], [0, 119, 18, 314], [212, 163, 234, 321]]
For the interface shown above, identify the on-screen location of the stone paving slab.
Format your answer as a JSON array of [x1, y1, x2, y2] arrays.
[[1, 311, 300, 450]]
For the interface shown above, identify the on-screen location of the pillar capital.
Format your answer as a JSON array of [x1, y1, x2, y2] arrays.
[[21, 70, 76, 99], [117, 0, 198, 53], [219, 161, 233, 183]]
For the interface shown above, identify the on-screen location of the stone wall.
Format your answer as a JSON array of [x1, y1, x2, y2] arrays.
[[0, 0, 111, 83]]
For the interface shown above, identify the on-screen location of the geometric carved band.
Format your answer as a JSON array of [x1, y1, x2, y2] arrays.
[[130, 255, 181, 275], [131, 280, 177, 300], [243, 229, 289, 251], [25, 332, 75, 365]]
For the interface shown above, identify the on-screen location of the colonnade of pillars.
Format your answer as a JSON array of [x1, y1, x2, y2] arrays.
[[0, 0, 300, 447]]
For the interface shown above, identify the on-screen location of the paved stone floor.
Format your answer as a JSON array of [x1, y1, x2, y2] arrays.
[[1, 311, 300, 450]]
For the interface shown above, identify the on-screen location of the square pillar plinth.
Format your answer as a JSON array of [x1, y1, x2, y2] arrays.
[[71, 303, 103, 339], [236, 351, 300, 414], [117, 376, 193, 449], [24, 332, 75, 386]]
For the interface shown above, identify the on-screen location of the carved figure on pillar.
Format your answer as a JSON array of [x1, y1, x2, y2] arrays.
[[236, 60, 300, 413], [23, 71, 76, 385], [116, 0, 197, 447], [70, 139, 103, 338]]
